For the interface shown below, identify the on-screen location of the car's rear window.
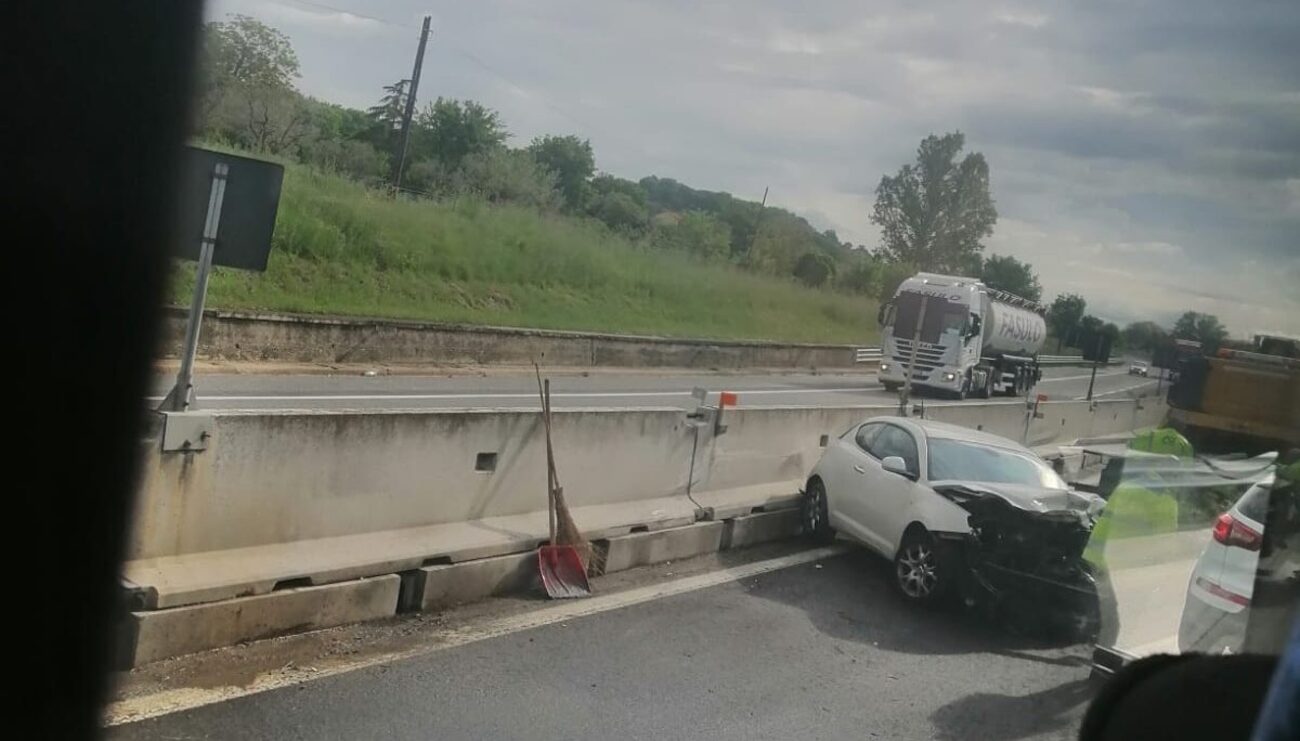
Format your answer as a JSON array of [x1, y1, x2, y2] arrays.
[[1236, 482, 1272, 523], [927, 439, 1067, 488]]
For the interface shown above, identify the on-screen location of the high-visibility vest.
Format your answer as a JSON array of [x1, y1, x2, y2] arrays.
[[1128, 428, 1194, 458], [1084, 484, 1179, 569]]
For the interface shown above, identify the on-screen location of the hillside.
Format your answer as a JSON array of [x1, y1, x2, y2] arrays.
[[175, 161, 880, 345]]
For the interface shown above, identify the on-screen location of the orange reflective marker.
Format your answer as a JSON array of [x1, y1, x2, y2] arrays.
[[1036, 394, 1049, 403], [719, 391, 739, 408]]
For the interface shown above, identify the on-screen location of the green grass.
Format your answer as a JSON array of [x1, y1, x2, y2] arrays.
[[176, 161, 879, 345]]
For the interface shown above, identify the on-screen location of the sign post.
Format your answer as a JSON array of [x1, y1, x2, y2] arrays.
[[898, 295, 929, 417], [1085, 334, 1102, 402], [159, 163, 228, 412], [158, 147, 283, 412]]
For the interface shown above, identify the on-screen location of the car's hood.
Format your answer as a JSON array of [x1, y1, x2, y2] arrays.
[[930, 480, 1102, 518]]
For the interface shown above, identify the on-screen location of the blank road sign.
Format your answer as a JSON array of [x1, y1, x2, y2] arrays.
[[174, 147, 284, 271]]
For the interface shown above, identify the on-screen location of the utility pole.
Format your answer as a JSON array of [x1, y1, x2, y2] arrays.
[[744, 186, 768, 261], [391, 15, 431, 191]]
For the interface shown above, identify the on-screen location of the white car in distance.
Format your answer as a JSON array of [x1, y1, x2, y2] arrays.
[[1129, 360, 1150, 377], [803, 417, 1101, 608]]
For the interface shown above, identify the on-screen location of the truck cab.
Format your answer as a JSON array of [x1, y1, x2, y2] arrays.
[[877, 273, 1044, 399]]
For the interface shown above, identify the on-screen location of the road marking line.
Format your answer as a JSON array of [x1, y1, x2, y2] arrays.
[[105, 543, 849, 726], [1073, 380, 1159, 400], [1042, 369, 1128, 383], [1124, 635, 1180, 657]]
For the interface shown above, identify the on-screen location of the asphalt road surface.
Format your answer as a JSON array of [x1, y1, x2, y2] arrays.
[[111, 546, 1105, 740], [148, 365, 1159, 411]]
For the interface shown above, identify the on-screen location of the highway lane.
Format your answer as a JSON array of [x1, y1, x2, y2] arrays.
[[110, 544, 1108, 740], [147, 365, 1160, 411]]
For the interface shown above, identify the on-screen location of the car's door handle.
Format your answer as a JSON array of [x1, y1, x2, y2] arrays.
[[853, 465, 866, 475]]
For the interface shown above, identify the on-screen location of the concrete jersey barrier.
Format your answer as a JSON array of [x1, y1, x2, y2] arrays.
[[117, 396, 1167, 665], [126, 397, 1166, 610]]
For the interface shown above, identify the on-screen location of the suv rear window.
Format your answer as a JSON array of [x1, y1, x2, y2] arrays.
[[1237, 482, 1272, 524]]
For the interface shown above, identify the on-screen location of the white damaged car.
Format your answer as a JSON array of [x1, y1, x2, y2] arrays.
[[803, 417, 1104, 636]]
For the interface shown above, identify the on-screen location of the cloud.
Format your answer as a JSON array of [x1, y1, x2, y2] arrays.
[[207, 0, 1300, 335], [257, 3, 386, 34]]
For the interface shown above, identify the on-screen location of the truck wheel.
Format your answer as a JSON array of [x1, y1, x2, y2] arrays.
[[1004, 371, 1023, 397]]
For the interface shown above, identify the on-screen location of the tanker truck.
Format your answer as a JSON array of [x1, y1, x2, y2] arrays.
[[876, 272, 1046, 399]]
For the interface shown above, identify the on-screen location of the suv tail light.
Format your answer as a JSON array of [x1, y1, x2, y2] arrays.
[[1212, 512, 1262, 551]]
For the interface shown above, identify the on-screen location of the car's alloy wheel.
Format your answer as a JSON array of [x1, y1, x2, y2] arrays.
[[894, 531, 945, 602], [803, 479, 833, 543]]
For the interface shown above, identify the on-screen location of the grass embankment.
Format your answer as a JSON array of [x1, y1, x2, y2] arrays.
[[176, 162, 878, 344]]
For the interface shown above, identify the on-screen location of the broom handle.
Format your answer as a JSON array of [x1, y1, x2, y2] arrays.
[[543, 378, 558, 544], [534, 365, 555, 544]]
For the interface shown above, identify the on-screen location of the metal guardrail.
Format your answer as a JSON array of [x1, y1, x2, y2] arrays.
[[855, 347, 883, 363], [1040, 354, 1122, 366], [1039, 354, 1084, 365]]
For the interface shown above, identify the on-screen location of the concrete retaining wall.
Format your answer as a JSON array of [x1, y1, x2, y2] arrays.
[[157, 307, 859, 369], [122, 396, 1166, 664]]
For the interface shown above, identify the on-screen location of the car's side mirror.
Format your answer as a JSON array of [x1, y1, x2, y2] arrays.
[[881, 455, 916, 480]]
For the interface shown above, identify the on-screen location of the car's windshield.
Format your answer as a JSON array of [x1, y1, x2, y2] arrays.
[[928, 438, 1067, 488], [892, 292, 966, 342]]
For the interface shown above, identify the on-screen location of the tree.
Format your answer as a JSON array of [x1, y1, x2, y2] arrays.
[[589, 175, 647, 208], [197, 15, 307, 152], [877, 261, 919, 301], [793, 252, 837, 288], [528, 135, 595, 212], [589, 191, 648, 234], [839, 251, 880, 296], [449, 149, 560, 210], [652, 211, 731, 261], [871, 132, 997, 273], [980, 254, 1042, 302], [1123, 321, 1168, 354], [198, 15, 301, 125], [366, 79, 409, 151], [414, 98, 508, 171], [237, 91, 309, 153], [302, 97, 375, 143], [1077, 315, 1118, 359], [1046, 294, 1087, 350], [1173, 311, 1229, 352], [744, 213, 817, 276]]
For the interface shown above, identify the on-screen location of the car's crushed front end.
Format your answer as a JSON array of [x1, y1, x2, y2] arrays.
[[934, 482, 1104, 640]]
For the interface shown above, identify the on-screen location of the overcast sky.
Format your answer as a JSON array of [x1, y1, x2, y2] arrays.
[[209, 0, 1299, 335]]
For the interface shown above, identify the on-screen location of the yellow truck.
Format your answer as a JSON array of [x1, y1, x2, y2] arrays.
[[1168, 333, 1300, 450]]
